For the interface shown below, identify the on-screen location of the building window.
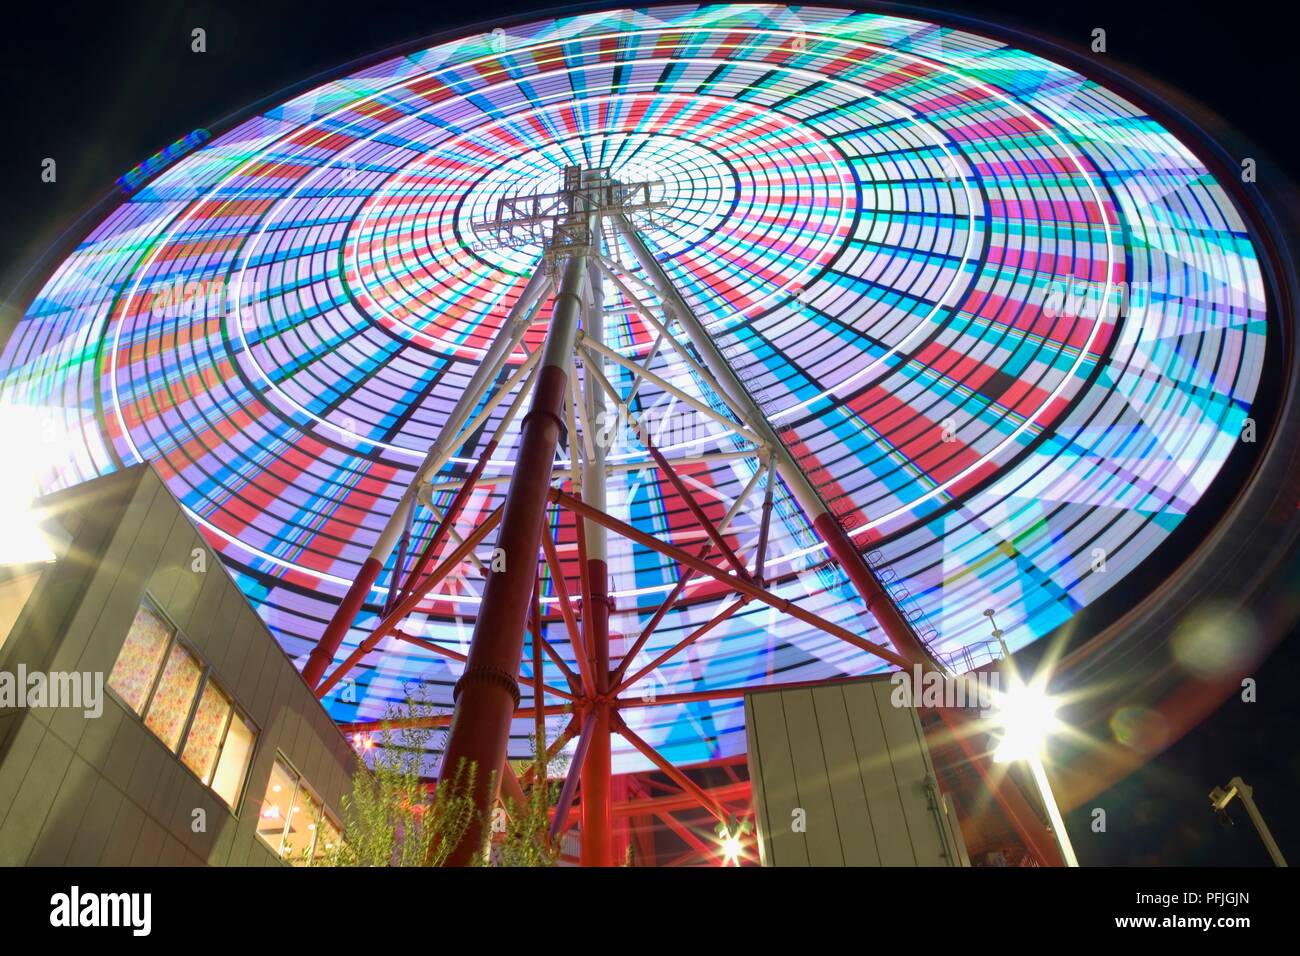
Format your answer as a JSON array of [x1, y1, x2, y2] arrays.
[[283, 784, 323, 861], [181, 679, 231, 781], [257, 755, 342, 865], [107, 596, 258, 812], [107, 601, 173, 714], [314, 814, 343, 862], [210, 713, 256, 810], [144, 641, 203, 750]]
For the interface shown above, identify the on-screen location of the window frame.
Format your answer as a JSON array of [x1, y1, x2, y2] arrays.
[[207, 707, 258, 812], [106, 591, 260, 816], [105, 594, 177, 717], [142, 635, 206, 753], [255, 752, 342, 865]]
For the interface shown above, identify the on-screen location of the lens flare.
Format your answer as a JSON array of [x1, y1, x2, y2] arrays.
[[992, 679, 1061, 763], [1171, 603, 1261, 679]]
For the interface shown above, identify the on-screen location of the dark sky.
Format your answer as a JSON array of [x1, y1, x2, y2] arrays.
[[2, 0, 1298, 865], [4, 0, 1299, 293]]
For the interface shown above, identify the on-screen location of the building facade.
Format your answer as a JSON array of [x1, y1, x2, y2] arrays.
[[745, 677, 970, 866], [0, 465, 358, 866]]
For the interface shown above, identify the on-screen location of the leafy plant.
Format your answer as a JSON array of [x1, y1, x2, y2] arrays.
[[481, 720, 574, 867], [316, 691, 569, 867]]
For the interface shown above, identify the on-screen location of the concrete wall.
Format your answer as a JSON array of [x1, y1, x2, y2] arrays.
[[745, 677, 968, 867], [0, 465, 358, 866]]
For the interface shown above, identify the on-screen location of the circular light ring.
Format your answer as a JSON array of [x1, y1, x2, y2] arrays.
[[0, 4, 1268, 771]]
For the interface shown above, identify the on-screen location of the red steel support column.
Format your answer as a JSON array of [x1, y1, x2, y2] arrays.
[[582, 580, 616, 863], [435, 251, 588, 866], [579, 562, 613, 866]]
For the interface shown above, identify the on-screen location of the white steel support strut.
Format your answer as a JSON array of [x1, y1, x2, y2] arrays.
[[582, 232, 609, 567], [579, 201, 614, 866], [612, 213, 939, 668], [303, 263, 551, 688]]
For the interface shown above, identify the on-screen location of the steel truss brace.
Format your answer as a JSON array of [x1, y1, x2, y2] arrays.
[[306, 172, 1061, 867], [611, 214, 1061, 865]]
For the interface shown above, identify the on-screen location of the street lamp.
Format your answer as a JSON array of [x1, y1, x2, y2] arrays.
[[1210, 776, 1289, 866], [992, 677, 1062, 764], [984, 609, 1080, 867]]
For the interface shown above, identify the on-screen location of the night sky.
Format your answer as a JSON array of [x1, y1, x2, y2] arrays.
[[2, 0, 1297, 866]]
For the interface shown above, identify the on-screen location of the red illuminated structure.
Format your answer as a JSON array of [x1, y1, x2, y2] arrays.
[[305, 167, 1061, 867]]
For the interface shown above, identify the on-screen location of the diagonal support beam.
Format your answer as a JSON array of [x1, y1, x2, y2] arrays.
[[315, 505, 504, 697], [391, 630, 575, 702], [395, 355, 542, 607], [530, 570, 548, 787], [390, 454, 489, 611], [610, 462, 766, 686], [584, 355, 752, 581], [421, 450, 760, 493], [551, 487, 910, 670], [539, 524, 597, 698], [578, 331, 762, 446], [597, 258, 737, 412], [527, 566, 580, 690], [519, 715, 579, 790], [614, 597, 749, 694], [754, 465, 775, 586], [614, 214, 936, 670], [614, 714, 728, 825], [305, 269, 548, 688], [548, 711, 596, 843], [656, 812, 717, 860], [615, 219, 1063, 862]]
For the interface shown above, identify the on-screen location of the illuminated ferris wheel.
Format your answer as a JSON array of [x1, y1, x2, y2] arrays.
[[1, 4, 1286, 865]]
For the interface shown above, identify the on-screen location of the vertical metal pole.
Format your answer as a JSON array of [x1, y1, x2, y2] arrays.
[[304, 267, 549, 689], [531, 569, 546, 791], [1028, 755, 1080, 867], [437, 247, 589, 866], [579, 214, 614, 866], [1228, 777, 1289, 867]]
